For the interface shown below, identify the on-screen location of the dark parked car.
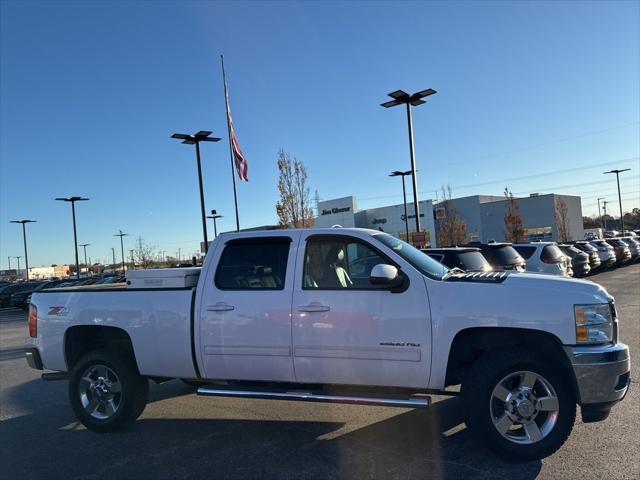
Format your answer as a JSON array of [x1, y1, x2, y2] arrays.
[[14, 280, 67, 309], [605, 238, 632, 264], [558, 245, 591, 277], [0, 282, 40, 307], [467, 242, 526, 272], [571, 241, 602, 270], [422, 247, 492, 272]]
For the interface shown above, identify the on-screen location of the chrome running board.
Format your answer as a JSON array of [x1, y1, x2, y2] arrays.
[[197, 385, 430, 408]]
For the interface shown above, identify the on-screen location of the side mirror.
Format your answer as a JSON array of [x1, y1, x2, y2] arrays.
[[370, 264, 404, 290]]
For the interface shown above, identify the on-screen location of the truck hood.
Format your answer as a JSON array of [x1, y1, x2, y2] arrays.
[[428, 271, 613, 347], [503, 272, 611, 304]]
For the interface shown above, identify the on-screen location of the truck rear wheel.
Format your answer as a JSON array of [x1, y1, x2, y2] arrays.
[[461, 348, 576, 460], [69, 349, 148, 432]]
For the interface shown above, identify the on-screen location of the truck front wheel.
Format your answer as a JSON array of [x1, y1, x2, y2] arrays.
[[461, 349, 576, 460], [69, 349, 148, 432]]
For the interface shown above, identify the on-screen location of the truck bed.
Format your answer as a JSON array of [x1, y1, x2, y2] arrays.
[[32, 288, 197, 378]]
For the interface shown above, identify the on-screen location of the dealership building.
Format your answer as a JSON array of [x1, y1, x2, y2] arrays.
[[314, 193, 583, 247]]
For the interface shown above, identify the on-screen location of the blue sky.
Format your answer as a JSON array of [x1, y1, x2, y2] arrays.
[[1, 0, 639, 268]]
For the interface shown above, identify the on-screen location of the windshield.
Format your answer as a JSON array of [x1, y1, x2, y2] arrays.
[[372, 233, 449, 279]]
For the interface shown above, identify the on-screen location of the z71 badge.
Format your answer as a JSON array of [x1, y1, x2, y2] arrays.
[[48, 306, 69, 316]]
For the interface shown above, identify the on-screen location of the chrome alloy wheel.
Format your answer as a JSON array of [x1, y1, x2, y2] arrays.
[[78, 365, 122, 420], [489, 370, 559, 445]]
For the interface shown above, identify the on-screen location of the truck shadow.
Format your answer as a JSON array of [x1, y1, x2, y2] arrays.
[[1, 378, 542, 480]]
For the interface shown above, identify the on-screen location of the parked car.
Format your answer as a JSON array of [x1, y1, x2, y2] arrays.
[[468, 242, 526, 272], [26, 228, 631, 460], [589, 240, 618, 268], [558, 245, 591, 277], [571, 241, 602, 270], [0, 282, 40, 307], [512, 243, 571, 277], [422, 247, 492, 272], [19, 280, 68, 309], [618, 237, 640, 262], [9, 281, 48, 309], [604, 238, 632, 264]]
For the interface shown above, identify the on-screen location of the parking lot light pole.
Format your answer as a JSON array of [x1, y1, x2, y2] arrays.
[[10, 219, 36, 281], [111, 248, 117, 273], [79, 244, 90, 276], [171, 131, 221, 254], [206, 210, 223, 238], [389, 171, 412, 241], [114, 230, 128, 273], [603, 169, 631, 232], [55, 197, 89, 279], [381, 88, 437, 237], [14, 256, 22, 279]]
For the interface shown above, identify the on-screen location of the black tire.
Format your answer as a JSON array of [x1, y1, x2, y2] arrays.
[[69, 349, 148, 432], [461, 348, 576, 460]]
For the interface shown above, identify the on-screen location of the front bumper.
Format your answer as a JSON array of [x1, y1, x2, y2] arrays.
[[564, 342, 630, 405]]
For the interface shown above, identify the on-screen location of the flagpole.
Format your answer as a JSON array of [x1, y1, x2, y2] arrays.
[[221, 54, 241, 232]]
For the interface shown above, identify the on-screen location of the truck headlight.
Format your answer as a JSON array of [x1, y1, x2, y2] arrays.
[[574, 304, 613, 344]]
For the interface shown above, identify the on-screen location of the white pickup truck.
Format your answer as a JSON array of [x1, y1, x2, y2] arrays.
[[25, 228, 630, 460]]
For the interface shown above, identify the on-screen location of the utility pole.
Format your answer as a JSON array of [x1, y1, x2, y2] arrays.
[[111, 248, 116, 273], [78, 243, 90, 277], [114, 230, 128, 273], [597, 198, 605, 228], [8, 256, 11, 271], [129, 249, 135, 270], [15, 256, 22, 279], [603, 169, 631, 232], [602, 201, 609, 231]]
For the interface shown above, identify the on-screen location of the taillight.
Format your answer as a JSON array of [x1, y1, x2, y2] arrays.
[[28, 304, 37, 338]]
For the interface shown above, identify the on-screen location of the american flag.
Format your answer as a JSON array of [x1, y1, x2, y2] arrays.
[[224, 79, 248, 182]]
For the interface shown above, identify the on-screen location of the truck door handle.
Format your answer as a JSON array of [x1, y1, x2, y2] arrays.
[[298, 303, 330, 313], [207, 303, 235, 312]]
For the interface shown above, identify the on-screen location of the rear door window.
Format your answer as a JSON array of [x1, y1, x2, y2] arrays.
[[456, 251, 492, 271], [487, 246, 524, 264], [542, 245, 565, 262], [215, 240, 290, 290]]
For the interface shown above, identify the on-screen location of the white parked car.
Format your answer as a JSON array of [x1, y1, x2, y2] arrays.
[[26, 228, 630, 460], [513, 243, 572, 277], [589, 240, 617, 268]]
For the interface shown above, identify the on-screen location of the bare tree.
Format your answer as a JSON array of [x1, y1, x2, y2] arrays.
[[436, 185, 467, 247], [555, 197, 571, 242], [276, 149, 314, 228], [504, 188, 526, 242], [133, 236, 158, 269]]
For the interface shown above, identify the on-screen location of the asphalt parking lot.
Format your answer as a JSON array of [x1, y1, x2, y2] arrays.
[[1, 264, 638, 480]]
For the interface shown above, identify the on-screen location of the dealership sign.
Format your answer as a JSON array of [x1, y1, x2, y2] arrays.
[[321, 206, 351, 215]]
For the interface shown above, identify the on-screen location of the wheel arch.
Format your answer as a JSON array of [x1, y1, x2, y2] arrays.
[[445, 327, 578, 399], [64, 325, 138, 372]]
